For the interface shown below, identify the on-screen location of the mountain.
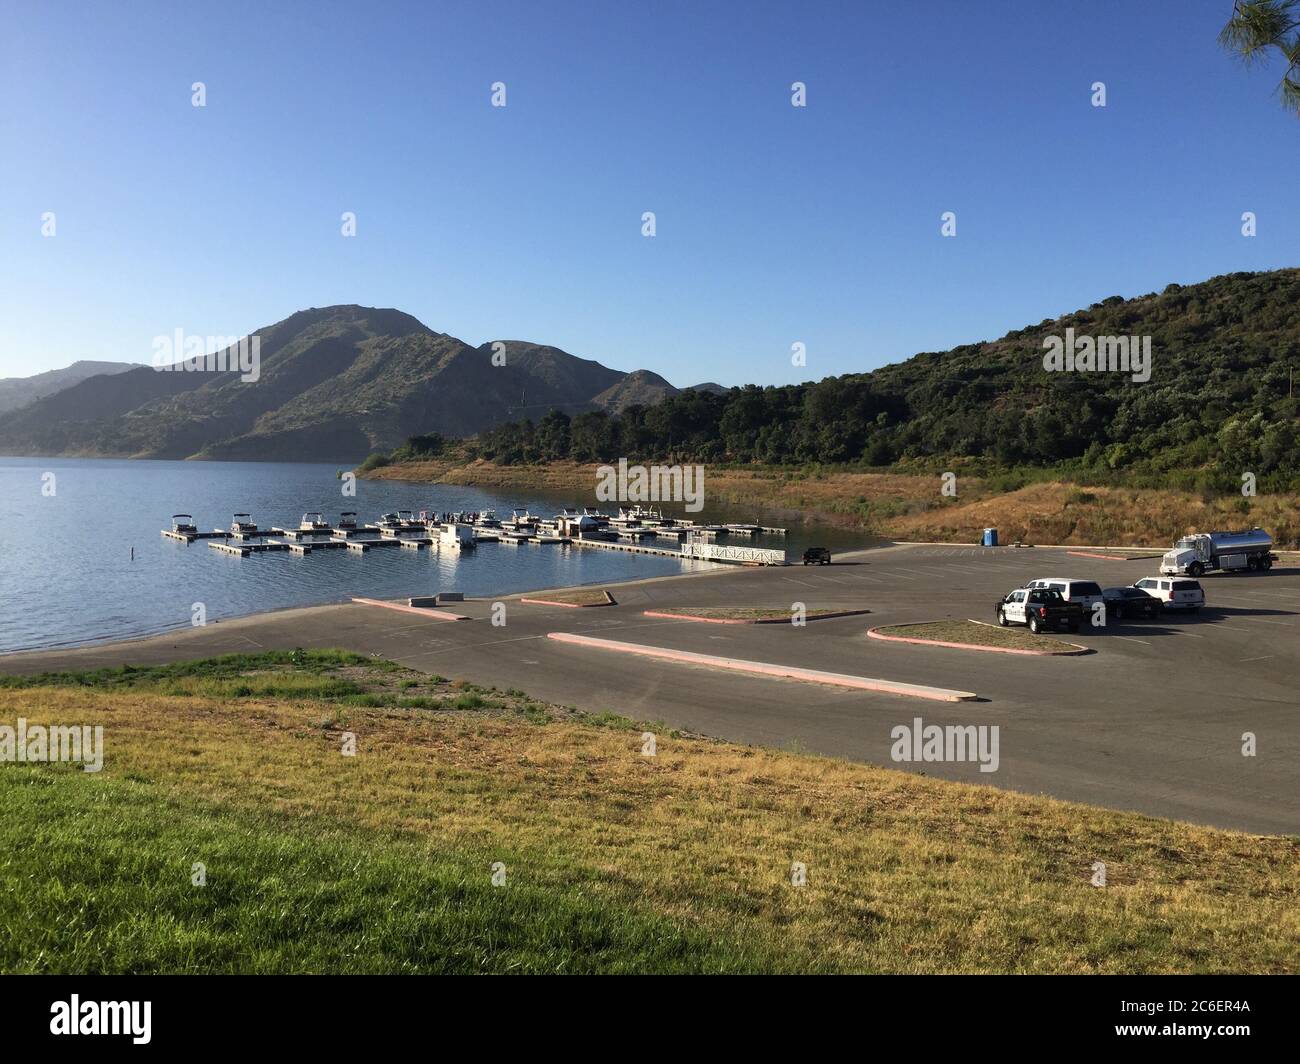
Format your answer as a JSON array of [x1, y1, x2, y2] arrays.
[[0, 307, 685, 461], [0, 360, 142, 414], [684, 382, 729, 395], [472, 269, 1300, 489], [590, 369, 679, 411]]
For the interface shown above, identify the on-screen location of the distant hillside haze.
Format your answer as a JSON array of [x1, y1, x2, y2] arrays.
[[0, 306, 681, 461], [0, 360, 142, 414]]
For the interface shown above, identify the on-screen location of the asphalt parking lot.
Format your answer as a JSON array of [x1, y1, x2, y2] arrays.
[[2, 542, 1297, 834]]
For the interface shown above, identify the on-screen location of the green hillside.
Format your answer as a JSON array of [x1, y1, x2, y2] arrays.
[[473, 269, 1300, 492]]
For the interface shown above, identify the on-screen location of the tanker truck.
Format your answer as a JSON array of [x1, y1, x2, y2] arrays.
[[1160, 528, 1275, 577]]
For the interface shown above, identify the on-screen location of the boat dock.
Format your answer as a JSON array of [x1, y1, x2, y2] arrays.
[[170, 508, 787, 564], [571, 537, 691, 559], [162, 529, 232, 542], [208, 541, 291, 557]]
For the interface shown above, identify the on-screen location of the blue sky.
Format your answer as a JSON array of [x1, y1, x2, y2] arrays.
[[1, 0, 1297, 386]]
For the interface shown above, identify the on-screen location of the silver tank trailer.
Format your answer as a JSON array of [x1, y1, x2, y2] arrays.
[[1204, 528, 1274, 553], [1162, 528, 1274, 575]]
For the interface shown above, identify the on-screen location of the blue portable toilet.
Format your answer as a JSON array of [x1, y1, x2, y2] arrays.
[[982, 527, 998, 547]]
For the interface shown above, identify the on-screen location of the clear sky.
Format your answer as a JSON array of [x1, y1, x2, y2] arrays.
[[1, 0, 1297, 386]]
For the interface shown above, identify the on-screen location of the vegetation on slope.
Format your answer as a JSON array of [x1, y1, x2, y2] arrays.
[[465, 270, 1300, 494], [1, 652, 1297, 973], [363, 458, 1300, 548]]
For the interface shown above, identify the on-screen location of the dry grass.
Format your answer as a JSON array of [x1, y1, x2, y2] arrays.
[[652, 607, 865, 623], [520, 588, 614, 607], [874, 620, 1084, 654], [366, 460, 1300, 548], [2, 659, 1298, 972]]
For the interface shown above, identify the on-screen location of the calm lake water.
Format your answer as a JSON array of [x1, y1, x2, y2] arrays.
[[0, 457, 865, 653]]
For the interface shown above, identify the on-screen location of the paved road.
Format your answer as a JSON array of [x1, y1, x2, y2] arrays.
[[3, 544, 1297, 835]]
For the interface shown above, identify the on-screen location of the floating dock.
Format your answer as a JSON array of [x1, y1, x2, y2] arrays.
[[208, 541, 291, 557], [172, 510, 785, 563], [571, 538, 690, 559], [287, 541, 348, 555], [162, 529, 232, 542]]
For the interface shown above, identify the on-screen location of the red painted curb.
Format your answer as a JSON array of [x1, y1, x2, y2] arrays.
[[867, 627, 1089, 656], [643, 610, 750, 624], [1066, 550, 1151, 561], [350, 597, 469, 621]]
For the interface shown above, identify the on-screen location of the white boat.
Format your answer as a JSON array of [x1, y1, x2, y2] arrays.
[[504, 507, 541, 530], [171, 513, 196, 534], [230, 513, 259, 533], [299, 511, 330, 531]]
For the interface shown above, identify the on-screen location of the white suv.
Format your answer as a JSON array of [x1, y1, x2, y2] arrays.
[[1133, 577, 1205, 612], [1024, 578, 1105, 612]]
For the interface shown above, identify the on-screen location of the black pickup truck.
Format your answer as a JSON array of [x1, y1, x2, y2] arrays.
[[996, 587, 1084, 634], [802, 547, 831, 565]]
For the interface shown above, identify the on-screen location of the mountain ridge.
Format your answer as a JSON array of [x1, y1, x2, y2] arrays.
[[0, 360, 143, 414], [0, 306, 679, 461]]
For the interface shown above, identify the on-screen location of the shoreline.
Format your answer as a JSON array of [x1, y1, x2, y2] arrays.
[[363, 458, 1300, 550], [0, 548, 796, 666]]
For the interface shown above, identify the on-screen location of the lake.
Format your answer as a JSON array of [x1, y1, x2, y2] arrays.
[[0, 457, 857, 653]]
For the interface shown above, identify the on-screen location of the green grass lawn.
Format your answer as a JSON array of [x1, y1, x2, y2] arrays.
[[0, 652, 1296, 973]]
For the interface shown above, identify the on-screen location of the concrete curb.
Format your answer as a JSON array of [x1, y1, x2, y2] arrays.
[[892, 540, 1162, 552], [642, 608, 871, 625], [350, 597, 470, 621], [867, 625, 1089, 656], [1067, 550, 1160, 561], [546, 632, 979, 701], [520, 591, 616, 608]]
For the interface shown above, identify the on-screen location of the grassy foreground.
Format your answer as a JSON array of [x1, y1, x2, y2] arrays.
[[1, 652, 1297, 974], [365, 458, 1300, 548]]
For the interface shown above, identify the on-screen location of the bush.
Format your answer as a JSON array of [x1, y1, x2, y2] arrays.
[[356, 452, 390, 473]]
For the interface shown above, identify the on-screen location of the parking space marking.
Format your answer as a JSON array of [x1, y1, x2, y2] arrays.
[[1241, 655, 1274, 662]]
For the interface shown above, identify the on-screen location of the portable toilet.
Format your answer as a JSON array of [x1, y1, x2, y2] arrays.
[[982, 528, 998, 547]]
